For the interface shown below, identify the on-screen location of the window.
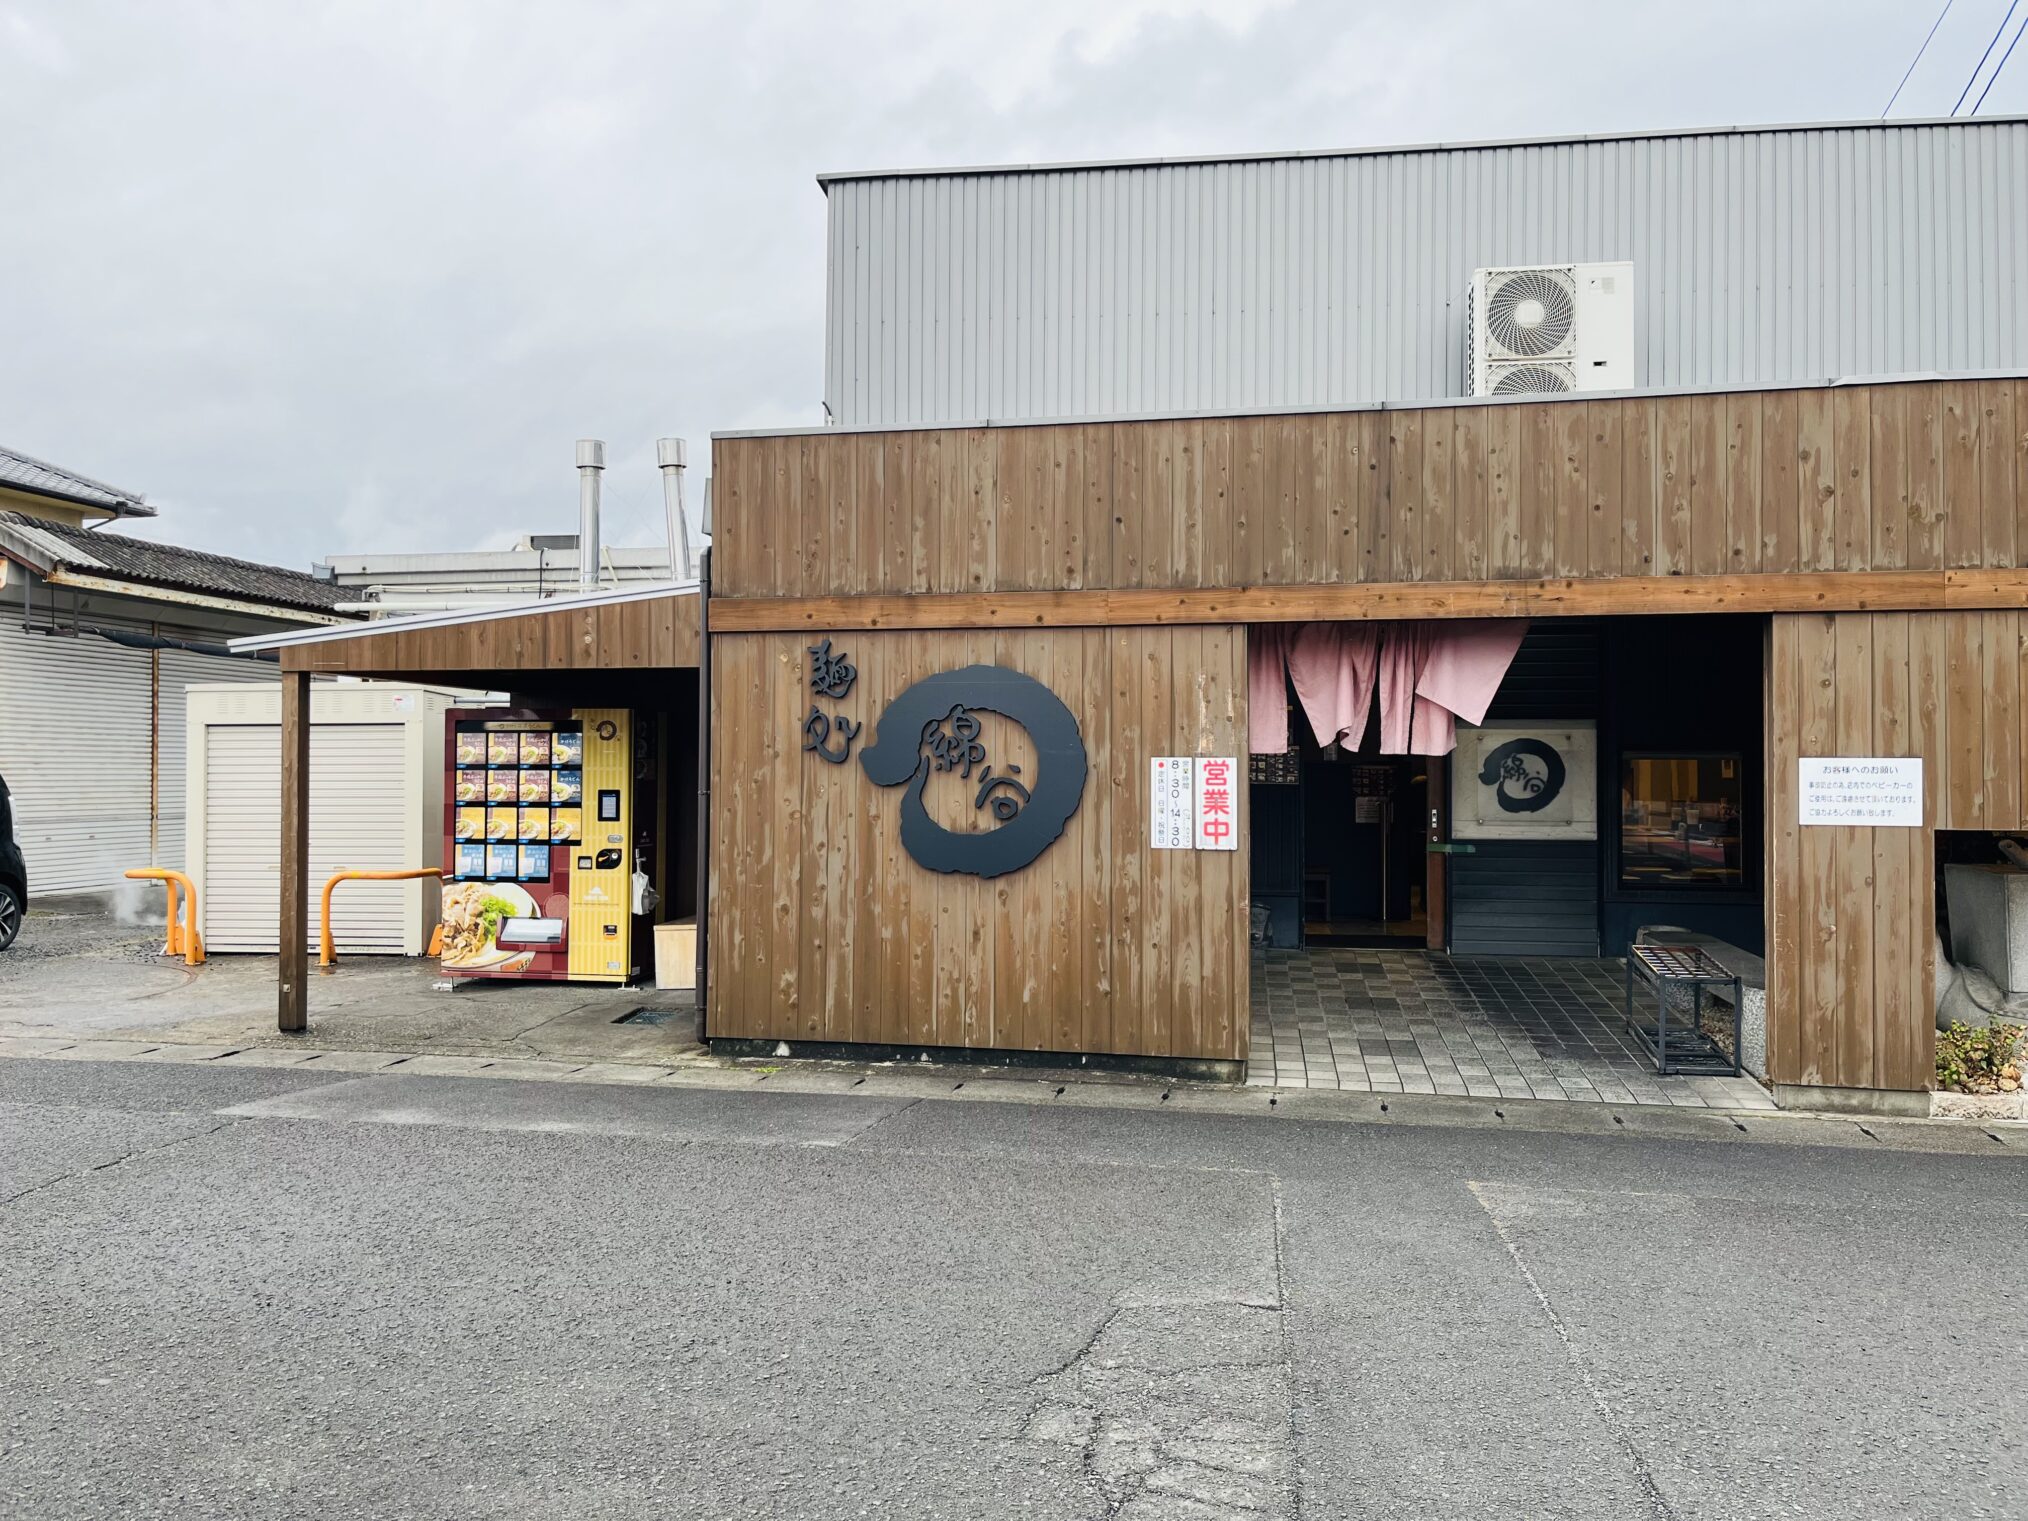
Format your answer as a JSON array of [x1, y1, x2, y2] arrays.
[[1619, 754, 1744, 889]]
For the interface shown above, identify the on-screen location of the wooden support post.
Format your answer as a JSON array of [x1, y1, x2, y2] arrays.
[[279, 668, 310, 1033], [694, 547, 711, 1034]]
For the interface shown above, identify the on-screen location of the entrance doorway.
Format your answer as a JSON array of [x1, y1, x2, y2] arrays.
[[1299, 754, 1432, 948]]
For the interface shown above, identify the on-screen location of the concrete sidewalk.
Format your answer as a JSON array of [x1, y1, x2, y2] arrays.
[[1, 1026, 2019, 1156], [1, 901, 1994, 1144], [0, 899, 702, 1068]]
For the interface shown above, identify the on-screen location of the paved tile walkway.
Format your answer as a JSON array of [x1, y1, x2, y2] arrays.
[[1248, 948, 1775, 1109]]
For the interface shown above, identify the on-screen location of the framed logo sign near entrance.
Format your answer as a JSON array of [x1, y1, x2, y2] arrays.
[[859, 664, 1089, 879], [1452, 722, 1598, 840]]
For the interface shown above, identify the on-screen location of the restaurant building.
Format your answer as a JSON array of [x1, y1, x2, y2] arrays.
[[255, 116, 2028, 1112]]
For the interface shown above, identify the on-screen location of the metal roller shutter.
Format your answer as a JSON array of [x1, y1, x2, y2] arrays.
[[1448, 625, 1604, 957], [0, 621, 154, 893], [202, 723, 411, 953], [155, 647, 274, 873]]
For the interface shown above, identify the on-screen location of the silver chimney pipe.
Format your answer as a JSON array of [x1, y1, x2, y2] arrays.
[[575, 439, 604, 592], [656, 437, 693, 582]]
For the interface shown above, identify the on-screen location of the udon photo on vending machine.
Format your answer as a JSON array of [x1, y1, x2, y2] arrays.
[[439, 707, 632, 983]]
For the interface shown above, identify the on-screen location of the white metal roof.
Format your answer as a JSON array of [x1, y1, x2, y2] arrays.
[[816, 113, 2028, 184]]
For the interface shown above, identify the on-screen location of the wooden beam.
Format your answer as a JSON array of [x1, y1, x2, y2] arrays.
[[708, 568, 2028, 633], [278, 669, 310, 1033]]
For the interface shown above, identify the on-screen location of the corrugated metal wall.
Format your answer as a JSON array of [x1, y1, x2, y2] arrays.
[[824, 120, 2028, 427], [0, 595, 281, 895]]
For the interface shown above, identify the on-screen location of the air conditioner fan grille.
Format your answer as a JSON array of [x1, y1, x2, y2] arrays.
[[1490, 363, 1577, 395], [1484, 268, 1576, 358]]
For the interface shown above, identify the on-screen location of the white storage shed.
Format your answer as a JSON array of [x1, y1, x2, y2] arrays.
[[185, 682, 479, 954]]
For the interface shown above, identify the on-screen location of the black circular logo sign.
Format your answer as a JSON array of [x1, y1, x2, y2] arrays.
[[858, 665, 1088, 879], [1478, 736, 1566, 814]]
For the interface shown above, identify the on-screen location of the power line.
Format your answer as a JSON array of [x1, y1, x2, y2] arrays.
[[1953, 0, 2020, 114], [1970, 9, 2028, 111], [1884, 0, 1955, 115]]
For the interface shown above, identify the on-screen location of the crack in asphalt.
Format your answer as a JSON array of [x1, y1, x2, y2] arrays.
[[0, 1116, 248, 1210], [1029, 1308, 1124, 1385], [1019, 1184, 1296, 1520], [1469, 1180, 1677, 1520]]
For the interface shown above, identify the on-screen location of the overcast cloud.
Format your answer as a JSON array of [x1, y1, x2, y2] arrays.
[[2, 0, 2019, 569]]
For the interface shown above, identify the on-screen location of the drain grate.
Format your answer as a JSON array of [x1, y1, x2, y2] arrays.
[[613, 1006, 686, 1027]]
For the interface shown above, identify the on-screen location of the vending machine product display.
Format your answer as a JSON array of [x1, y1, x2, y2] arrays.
[[437, 708, 633, 983]]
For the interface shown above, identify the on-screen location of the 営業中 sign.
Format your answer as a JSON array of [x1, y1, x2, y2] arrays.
[[1798, 757, 1924, 827], [1192, 756, 1238, 851]]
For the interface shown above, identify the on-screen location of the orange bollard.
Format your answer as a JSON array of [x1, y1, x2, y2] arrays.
[[123, 868, 205, 967], [161, 875, 182, 957], [320, 869, 448, 967]]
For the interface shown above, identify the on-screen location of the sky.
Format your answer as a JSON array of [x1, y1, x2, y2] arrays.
[[2, 0, 2023, 571]]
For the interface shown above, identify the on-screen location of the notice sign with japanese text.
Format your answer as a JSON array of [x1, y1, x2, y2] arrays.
[[1193, 756, 1239, 850], [1150, 757, 1194, 849], [1798, 757, 1924, 827]]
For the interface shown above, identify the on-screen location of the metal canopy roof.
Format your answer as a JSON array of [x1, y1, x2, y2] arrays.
[[230, 579, 701, 655]]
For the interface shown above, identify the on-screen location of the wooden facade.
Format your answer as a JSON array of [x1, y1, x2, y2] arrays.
[[1767, 611, 2028, 1094], [714, 378, 2027, 602], [708, 626, 1248, 1062], [708, 376, 2028, 1093]]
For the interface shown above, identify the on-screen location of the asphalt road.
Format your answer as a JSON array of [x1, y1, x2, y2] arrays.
[[4, 1057, 2025, 1520]]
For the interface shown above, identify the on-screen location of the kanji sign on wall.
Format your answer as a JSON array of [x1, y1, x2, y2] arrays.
[[1193, 756, 1238, 851]]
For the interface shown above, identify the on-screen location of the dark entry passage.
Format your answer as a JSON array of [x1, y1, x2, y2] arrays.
[[1249, 713, 1430, 950], [1250, 615, 1765, 961]]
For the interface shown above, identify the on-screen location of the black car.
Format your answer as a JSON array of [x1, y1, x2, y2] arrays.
[[0, 774, 24, 951]]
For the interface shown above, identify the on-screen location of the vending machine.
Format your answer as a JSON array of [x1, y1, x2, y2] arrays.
[[438, 707, 633, 983]]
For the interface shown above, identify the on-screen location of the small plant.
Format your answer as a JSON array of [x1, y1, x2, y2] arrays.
[[1935, 1020, 2024, 1094]]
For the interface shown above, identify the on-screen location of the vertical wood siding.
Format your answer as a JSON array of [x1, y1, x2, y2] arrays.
[[1767, 610, 2028, 1093], [715, 379, 2025, 600], [707, 626, 1249, 1062]]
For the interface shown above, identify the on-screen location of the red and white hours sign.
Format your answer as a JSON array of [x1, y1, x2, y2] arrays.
[[1151, 756, 1240, 851]]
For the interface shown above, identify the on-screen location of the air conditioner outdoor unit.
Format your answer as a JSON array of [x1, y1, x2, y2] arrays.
[[1467, 262, 1633, 397]]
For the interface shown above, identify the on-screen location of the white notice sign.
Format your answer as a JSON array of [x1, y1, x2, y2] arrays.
[[1193, 756, 1239, 851], [1798, 757, 1924, 827], [1150, 757, 1194, 849]]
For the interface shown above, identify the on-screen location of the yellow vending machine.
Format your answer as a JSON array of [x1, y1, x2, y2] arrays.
[[440, 706, 632, 984], [565, 708, 633, 983]]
